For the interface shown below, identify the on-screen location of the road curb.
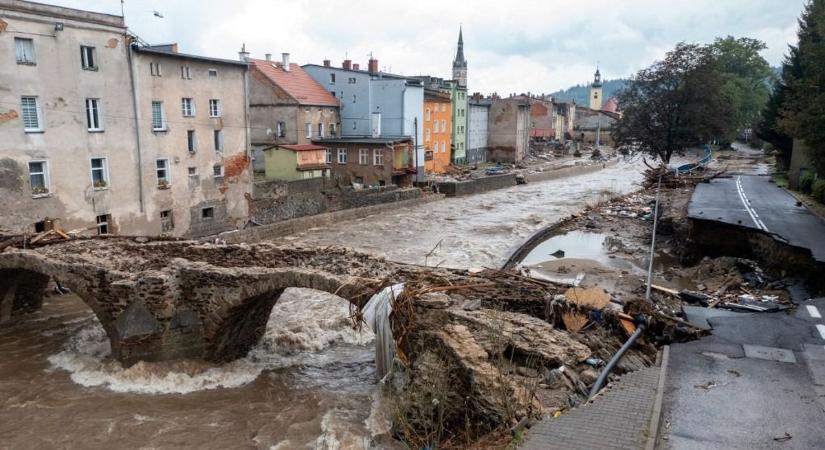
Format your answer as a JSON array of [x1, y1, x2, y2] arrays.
[[645, 345, 670, 450]]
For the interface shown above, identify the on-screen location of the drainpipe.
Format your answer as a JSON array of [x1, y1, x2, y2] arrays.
[[126, 38, 145, 213]]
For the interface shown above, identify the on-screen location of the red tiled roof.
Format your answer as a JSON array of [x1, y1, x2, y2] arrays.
[[251, 59, 339, 107], [602, 97, 619, 113], [529, 128, 555, 138], [279, 144, 327, 152]]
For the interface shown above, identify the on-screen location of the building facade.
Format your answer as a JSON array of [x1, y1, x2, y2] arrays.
[[467, 96, 489, 164], [0, 1, 252, 238], [263, 144, 329, 181], [314, 136, 414, 186], [0, 1, 143, 235], [248, 53, 340, 173], [131, 45, 251, 238], [423, 89, 452, 174], [303, 59, 424, 181], [488, 96, 531, 163]]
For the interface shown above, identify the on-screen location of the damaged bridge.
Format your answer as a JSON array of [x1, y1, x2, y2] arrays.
[[0, 238, 422, 365]]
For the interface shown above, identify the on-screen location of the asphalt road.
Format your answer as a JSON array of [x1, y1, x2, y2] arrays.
[[688, 174, 825, 263], [660, 297, 825, 449]]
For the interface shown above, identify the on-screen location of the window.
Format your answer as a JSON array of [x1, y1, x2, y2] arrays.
[[359, 148, 368, 165], [442, 141, 446, 153], [373, 149, 383, 166], [21, 96, 42, 132], [276, 121, 286, 137], [90, 157, 109, 189], [348, 77, 356, 84], [184, 130, 196, 153], [151, 101, 166, 131], [305, 122, 312, 138], [325, 149, 332, 164], [329, 73, 336, 84], [441, 120, 446, 132], [156, 159, 170, 186], [180, 65, 191, 79], [181, 98, 194, 117], [201, 207, 214, 219], [188, 166, 199, 187], [209, 99, 220, 118], [86, 98, 103, 131], [213, 164, 224, 181], [213, 129, 224, 152], [426, 108, 431, 121], [28, 161, 49, 196], [352, 121, 357, 130], [208, 69, 218, 78], [160, 210, 174, 233], [352, 94, 357, 103], [15, 38, 35, 64], [425, 129, 431, 142], [318, 123, 324, 138], [96, 214, 111, 235], [329, 123, 336, 137], [80, 46, 97, 70], [150, 62, 162, 76], [337, 148, 347, 164]]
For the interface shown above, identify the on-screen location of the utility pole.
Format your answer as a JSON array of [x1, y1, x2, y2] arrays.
[[595, 114, 601, 149]]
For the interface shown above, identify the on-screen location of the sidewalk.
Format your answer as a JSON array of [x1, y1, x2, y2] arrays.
[[520, 360, 665, 450], [658, 297, 825, 449]]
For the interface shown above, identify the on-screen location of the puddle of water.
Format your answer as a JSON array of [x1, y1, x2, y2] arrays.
[[521, 231, 639, 273]]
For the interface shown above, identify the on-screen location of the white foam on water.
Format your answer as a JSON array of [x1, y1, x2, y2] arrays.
[[47, 288, 374, 395]]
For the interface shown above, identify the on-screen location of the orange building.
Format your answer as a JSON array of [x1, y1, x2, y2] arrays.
[[423, 89, 452, 174]]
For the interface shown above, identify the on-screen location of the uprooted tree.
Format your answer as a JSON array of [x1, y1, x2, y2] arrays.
[[613, 42, 736, 163]]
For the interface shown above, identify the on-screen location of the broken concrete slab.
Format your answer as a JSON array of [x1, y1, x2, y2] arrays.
[[681, 305, 751, 330], [742, 344, 797, 364]]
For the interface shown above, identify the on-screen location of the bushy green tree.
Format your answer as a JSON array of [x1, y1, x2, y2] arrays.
[[710, 36, 774, 142], [614, 43, 734, 162], [779, 0, 825, 174]]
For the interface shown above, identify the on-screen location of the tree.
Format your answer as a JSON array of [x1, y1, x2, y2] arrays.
[[779, 0, 825, 174], [613, 43, 734, 163], [709, 36, 774, 142]]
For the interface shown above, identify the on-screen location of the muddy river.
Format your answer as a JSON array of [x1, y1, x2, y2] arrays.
[[0, 162, 644, 449]]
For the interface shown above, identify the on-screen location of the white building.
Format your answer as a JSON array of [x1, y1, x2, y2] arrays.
[[467, 97, 490, 164]]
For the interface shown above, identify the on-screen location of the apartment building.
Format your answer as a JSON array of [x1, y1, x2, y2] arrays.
[[0, 1, 252, 238], [0, 0, 143, 235]]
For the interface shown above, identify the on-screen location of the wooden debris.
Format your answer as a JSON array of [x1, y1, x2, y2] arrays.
[[563, 287, 610, 309]]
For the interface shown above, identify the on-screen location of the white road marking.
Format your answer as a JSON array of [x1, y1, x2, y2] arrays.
[[817, 324, 825, 340], [736, 176, 769, 232], [807, 305, 822, 319]]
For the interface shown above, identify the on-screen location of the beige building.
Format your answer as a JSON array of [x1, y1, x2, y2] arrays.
[[131, 45, 251, 237], [0, 1, 252, 238], [487, 96, 531, 163], [0, 0, 143, 235]]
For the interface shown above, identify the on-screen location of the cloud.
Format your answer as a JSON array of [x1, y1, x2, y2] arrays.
[[48, 0, 803, 93]]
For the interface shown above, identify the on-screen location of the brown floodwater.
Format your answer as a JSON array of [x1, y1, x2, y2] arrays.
[[0, 289, 396, 450]]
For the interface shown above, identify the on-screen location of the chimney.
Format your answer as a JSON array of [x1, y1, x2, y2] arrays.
[[352, 63, 360, 71], [323, 59, 331, 67], [265, 53, 272, 61], [343, 59, 352, 70], [238, 43, 250, 62], [281, 53, 290, 71], [368, 58, 378, 74]]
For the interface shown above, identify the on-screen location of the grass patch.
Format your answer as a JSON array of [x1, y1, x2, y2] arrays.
[[772, 171, 825, 219]]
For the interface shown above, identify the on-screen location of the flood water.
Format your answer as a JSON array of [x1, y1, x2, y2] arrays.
[[1, 162, 645, 449]]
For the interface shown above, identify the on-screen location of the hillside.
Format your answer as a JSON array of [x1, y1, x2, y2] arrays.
[[550, 79, 629, 105]]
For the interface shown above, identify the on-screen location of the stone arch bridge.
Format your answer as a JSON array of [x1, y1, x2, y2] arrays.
[[0, 238, 490, 365]]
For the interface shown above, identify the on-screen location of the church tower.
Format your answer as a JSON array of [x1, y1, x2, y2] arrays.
[[452, 26, 467, 88], [589, 67, 603, 110]]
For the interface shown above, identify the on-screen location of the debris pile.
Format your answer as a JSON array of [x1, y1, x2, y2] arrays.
[[642, 164, 726, 189]]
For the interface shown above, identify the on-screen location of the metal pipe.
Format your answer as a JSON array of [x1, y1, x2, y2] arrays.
[[644, 176, 662, 302], [587, 323, 646, 399]]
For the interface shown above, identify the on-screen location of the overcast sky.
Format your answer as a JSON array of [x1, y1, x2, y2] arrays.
[[51, 0, 804, 94]]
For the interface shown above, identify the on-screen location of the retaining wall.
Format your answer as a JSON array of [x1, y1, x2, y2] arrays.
[[437, 174, 517, 197], [220, 195, 443, 243]]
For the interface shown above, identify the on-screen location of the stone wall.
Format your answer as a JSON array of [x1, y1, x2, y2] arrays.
[[436, 174, 516, 197], [223, 195, 441, 243], [250, 177, 422, 225]]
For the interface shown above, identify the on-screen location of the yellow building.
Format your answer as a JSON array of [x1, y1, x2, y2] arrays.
[[263, 144, 330, 181], [423, 89, 452, 174]]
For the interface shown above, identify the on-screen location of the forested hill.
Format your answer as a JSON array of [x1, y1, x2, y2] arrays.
[[550, 79, 629, 104]]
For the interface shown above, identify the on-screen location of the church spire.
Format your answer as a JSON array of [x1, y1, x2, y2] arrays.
[[453, 26, 467, 87]]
